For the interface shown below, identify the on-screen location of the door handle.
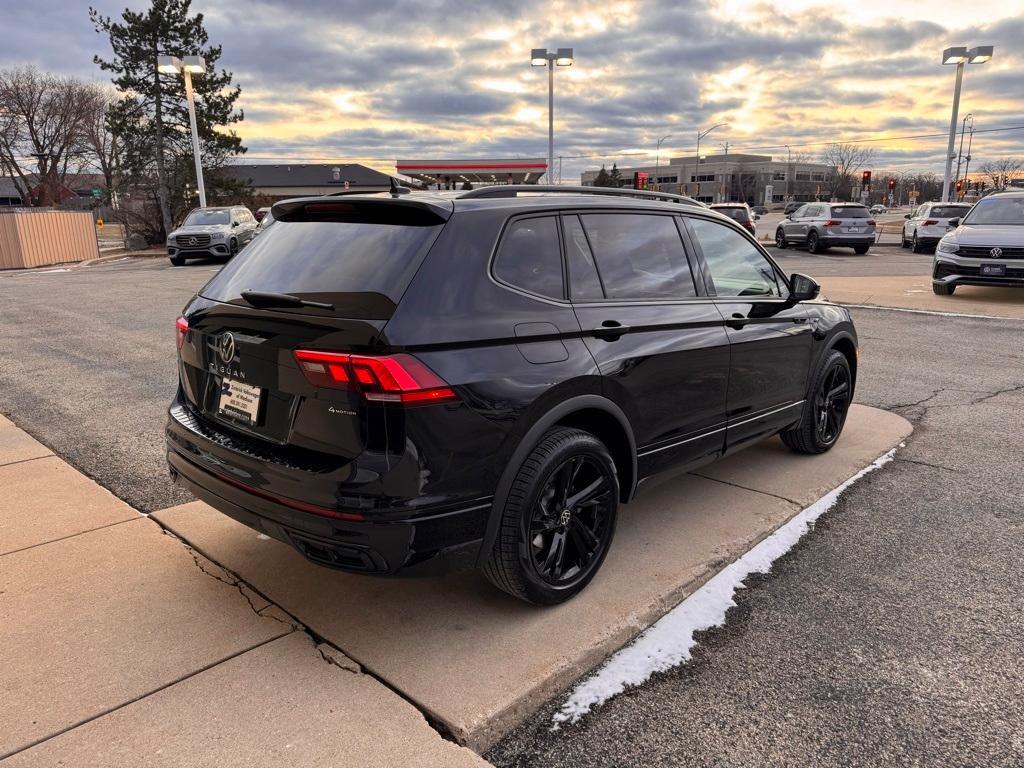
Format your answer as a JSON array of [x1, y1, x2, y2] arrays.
[[592, 320, 630, 339], [793, 317, 808, 324], [725, 313, 749, 330]]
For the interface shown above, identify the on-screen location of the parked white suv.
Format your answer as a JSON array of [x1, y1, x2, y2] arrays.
[[902, 202, 973, 253], [167, 206, 258, 266], [932, 191, 1024, 295]]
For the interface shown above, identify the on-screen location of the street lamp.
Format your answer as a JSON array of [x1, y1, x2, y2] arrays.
[[655, 135, 671, 190], [691, 123, 725, 197], [531, 47, 574, 184], [158, 54, 208, 208], [940, 45, 993, 202]]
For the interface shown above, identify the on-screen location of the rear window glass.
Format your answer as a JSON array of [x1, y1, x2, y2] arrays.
[[493, 217, 564, 299], [830, 206, 869, 219], [930, 206, 971, 218], [200, 218, 441, 319], [580, 214, 696, 300], [713, 207, 751, 222]]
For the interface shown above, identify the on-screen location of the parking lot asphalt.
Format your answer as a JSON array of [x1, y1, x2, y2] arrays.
[[4, 253, 1024, 766]]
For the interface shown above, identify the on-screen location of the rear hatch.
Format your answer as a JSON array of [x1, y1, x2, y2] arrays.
[[827, 205, 874, 236], [175, 197, 450, 463]]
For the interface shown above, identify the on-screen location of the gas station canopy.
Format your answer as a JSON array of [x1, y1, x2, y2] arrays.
[[395, 158, 548, 187]]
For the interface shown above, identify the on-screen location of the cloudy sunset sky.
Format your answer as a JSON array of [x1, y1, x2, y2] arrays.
[[4, 0, 1022, 180]]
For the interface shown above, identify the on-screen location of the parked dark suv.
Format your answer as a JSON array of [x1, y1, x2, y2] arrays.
[[166, 186, 858, 605]]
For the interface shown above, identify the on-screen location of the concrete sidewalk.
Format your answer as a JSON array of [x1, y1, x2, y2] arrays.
[[820, 274, 1024, 319], [0, 413, 486, 767], [152, 405, 911, 751]]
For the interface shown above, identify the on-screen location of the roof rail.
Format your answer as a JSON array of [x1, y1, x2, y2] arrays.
[[458, 184, 705, 207]]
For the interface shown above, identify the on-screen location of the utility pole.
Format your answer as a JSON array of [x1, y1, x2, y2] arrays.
[[962, 124, 975, 190], [954, 113, 972, 193]]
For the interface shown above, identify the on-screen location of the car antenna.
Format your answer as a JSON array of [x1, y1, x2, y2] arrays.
[[390, 177, 411, 198]]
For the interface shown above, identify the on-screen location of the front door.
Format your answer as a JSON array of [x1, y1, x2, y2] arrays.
[[564, 212, 731, 478], [684, 215, 813, 452]]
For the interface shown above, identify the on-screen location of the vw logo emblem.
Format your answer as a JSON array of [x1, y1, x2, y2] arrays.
[[219, 332, 236, 364], [990, 247, 1003, 258], [187, 236, 198, 246]]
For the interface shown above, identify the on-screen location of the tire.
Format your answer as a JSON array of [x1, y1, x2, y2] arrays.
[[807, 230, 822, 254], [900, 228, 910, 248], [854, 245, 869, 255], [775, 229, 788, 249], [911, 233, 924, 254], [168, 254, 185, 266], [781, 350, 852, 455], [932, 282, 955, 295], [229, 238, 238, 258], [483, 427, 619, 605]]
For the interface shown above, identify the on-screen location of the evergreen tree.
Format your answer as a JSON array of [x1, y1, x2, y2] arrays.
[[609, 163, 623, 188], [90, 0, 245, 240], [593, 165, 610, 187]]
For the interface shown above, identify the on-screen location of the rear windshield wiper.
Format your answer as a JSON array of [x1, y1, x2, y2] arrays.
[[240, 290, 334, 310]]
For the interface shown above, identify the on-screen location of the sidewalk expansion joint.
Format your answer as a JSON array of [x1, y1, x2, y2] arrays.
[[690, 473, 803, 509], [0, 453, 55, 469]]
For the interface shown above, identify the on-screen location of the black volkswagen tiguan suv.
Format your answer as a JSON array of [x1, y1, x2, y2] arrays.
[[167, 186, 857, 605]]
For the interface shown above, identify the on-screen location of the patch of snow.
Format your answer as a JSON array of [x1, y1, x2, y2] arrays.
[[256, 533, 271, 540], [843, 303, 1020, 322], [551, 445, 900, 727]]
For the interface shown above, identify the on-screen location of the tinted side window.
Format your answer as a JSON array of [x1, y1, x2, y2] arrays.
[[579, 214, 696, 300], [688, 217, 782, 298], [493, 217, 564, 300], [562, 215, 604, 301], [793, 205, 808, 218]]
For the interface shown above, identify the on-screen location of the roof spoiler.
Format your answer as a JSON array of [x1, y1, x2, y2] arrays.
[[270, 194, 453, 223]]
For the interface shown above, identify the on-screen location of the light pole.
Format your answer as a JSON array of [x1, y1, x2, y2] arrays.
[[954, 113, 973, 190], [531, 47, 574, 184], [655, 135, 671, 190], [693, 123, 725, 197], [158, 54, 208, 207], [785, 144, 792, 201], [940, 46, 993, 202], [962, 121, 976, 191]]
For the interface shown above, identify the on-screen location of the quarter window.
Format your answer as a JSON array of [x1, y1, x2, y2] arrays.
[[493, 217, 564, 300], [579, 214, 697, 300], [687, 217, 782, 298]]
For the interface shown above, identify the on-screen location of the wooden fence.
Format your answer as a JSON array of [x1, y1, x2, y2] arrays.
[[0, 209, 100, 270]]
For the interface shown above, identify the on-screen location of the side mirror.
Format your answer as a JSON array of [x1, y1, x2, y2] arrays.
[[904, 213, 911, 219], [948, 217, 960, 227], [232, 221, 240, 228], [790, 273, 820, 302]]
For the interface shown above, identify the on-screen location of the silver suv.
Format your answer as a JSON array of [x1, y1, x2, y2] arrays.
[[167, 206, 258, 266], [775, 202, 876, 254], [933, 190, 1024, 295]]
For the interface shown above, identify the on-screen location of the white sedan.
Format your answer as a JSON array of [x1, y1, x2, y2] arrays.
[[902, 202, 973, 253]]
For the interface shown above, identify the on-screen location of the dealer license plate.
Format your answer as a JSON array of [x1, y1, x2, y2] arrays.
[[980, 264, 1006, 277], [217, 378, 262, 424]]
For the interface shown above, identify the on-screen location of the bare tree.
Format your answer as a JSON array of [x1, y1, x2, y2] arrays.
[[820, 143, 876, 201], [82, 85, 122, 207], [976, 158, 1023, 190]]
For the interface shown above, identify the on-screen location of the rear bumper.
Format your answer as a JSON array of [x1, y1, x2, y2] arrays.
[[165, 405, 490, 576], [819, 236, 874, 247]]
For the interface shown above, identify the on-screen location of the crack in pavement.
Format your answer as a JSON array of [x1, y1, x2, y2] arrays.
[[886, 383, 1024, 420], [895, 456, 959, 473]]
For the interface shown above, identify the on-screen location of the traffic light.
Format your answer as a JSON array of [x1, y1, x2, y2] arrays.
[[862, 170, 872, 188], [888, 178, 896, 191]]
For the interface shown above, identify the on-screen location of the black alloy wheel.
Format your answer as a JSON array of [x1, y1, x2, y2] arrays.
[[484, 427, 619, 605], [814, 361, 851, 445], [775, 228, 788, 248], [912, 233, 924, 253], [807, 230, 822, 254], [781, 350, 852, 454], [528, 455, 614, 586]]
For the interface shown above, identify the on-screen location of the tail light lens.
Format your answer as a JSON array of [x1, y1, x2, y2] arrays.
[[866, 220, 876, 226], [294, 350, 457, 405], [923, 219, 939, 226], [175, 316, 188, 349], [824, 219, 841, 227]]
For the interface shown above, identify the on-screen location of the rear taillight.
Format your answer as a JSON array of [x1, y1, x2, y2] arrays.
[[175, 316, 188, 349], [923, 219, 939, 226], [866, 220, 876, 226], [824, 219, 841, 227], [293, 350, 457, 405]]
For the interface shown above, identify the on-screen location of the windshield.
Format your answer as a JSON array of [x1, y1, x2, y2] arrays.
[[930, 206, 971, 219], [963, 197, 1024, 226], [713, 207, 750, 222], [830, 206, 869, 219], [183, 209, 230, 226]]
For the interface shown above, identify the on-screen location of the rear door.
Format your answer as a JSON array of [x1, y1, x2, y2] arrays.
[[683, 214, 813, 452], [567, 211, 730, 476], [178, 199, 447, 460]]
